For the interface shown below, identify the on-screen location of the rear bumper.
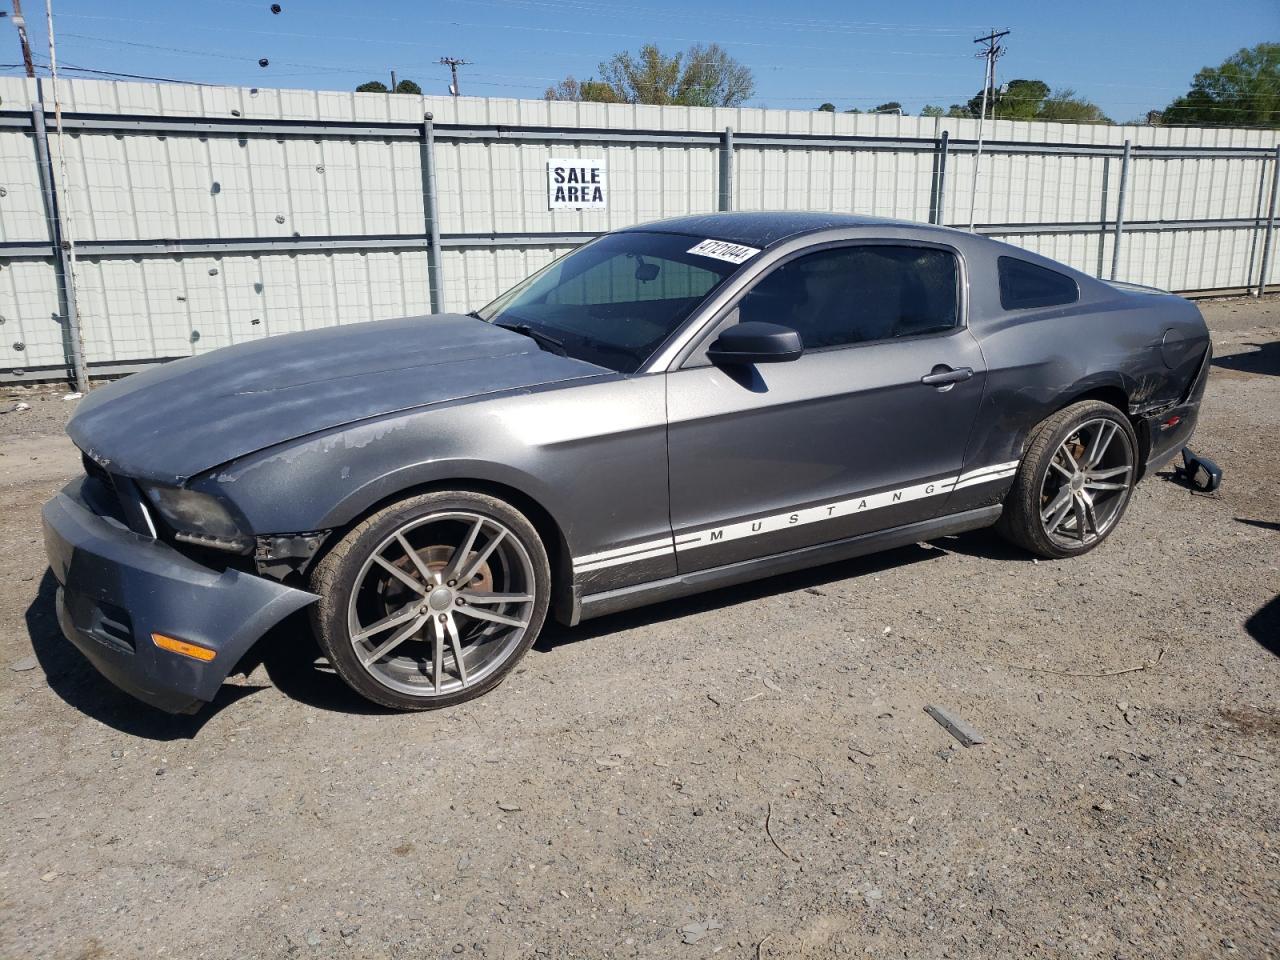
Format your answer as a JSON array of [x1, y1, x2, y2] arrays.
[[1142, 402, 1201, 473], [42, 478, 317, 713], [1142, 342, 1212, 474]]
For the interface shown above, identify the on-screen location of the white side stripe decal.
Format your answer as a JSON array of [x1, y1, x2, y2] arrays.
[[571, 460, 1020, 571], [573, 537, 676, 573]]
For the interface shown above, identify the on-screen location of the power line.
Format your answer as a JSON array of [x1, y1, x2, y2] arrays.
[[207, 0, 991, 38], [58, 12, 976, 62], [48, 34, 1280, 113], [59, 61, 208, 84]]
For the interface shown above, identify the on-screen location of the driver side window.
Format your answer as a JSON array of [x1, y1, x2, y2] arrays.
[[735, 245, 960, 350]]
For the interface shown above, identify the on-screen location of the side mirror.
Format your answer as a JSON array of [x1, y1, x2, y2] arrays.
[[707, 321, 804, 365]]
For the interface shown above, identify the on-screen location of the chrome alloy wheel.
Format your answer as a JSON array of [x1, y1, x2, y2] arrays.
[[346, 511, 536, 698], [1038, 417, 1134, 548]]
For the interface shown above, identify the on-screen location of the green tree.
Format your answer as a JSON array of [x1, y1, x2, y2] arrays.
[[920, 104, 944, 118], [945, 104, 971, 118], [545, 43, 754, 106], [817, 102, 836, 112], [872, 101, 903, 114], [957, 78, 1110, 123], [544, 77, 624, 103], [968, 79, 1048, 120], [1162, 43, 1279, 127], [356, 79, 423, 95], [1038, 88, 1111, 123]]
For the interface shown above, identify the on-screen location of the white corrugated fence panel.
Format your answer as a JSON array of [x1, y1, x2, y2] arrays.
[[0, 77, 1278, 377]]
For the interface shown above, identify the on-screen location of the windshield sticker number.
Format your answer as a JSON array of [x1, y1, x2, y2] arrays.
[[687, 239, 760, 265]]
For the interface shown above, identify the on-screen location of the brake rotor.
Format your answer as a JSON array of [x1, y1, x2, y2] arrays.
[[422, 544, 494, 592], [382, 544, 493, 597]]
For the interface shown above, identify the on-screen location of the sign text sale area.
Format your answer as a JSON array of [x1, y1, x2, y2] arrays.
[[548, 158, 607, 209]]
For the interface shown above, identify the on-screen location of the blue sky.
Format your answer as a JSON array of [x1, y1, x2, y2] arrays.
[[9, 0, 1278, 121]]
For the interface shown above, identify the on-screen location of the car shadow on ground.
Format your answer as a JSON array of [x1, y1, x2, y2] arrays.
[[23, 570, 261, 740], [252, 617, 403, 717], [24, 568, 396, 736], [17, 529, 1067, 731], [535, 535, 978, 651], [241, 534, 1002, 710], [1236, 517, 1280, 532], [1245, 595, 1279, 659], [1213, 340, 1279, 377]]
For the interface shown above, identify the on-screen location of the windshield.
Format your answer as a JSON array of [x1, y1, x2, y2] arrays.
[[475, 232, 746, 372]]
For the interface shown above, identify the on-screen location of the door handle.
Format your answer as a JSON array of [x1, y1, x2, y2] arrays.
[[920, 366, 974, 387]]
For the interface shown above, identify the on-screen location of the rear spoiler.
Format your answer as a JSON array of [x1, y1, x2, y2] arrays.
[[1103, 278, 1170, 295]]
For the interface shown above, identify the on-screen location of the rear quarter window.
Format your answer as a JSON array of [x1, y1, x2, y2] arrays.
[[998, 256, 1079, 310]]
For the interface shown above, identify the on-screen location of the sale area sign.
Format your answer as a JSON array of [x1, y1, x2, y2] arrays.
[[547, 158, 607, 209]]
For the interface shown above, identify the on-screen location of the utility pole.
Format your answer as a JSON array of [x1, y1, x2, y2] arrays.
[[11, 0, 34, 78], [390, 69, 397, 91], [439, 56, 469, 97], [968, 27, 1009, 232]]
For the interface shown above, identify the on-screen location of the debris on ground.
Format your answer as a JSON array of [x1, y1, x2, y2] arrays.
[[923, 705, 986, 746], [764, 802, 798, 862], [679, 919, 723, 945]]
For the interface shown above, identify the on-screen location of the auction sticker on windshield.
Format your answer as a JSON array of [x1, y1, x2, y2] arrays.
[[687, 239, 761, 265]]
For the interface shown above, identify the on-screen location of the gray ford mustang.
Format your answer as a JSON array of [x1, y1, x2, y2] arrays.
[[42, 212, 1211, 713]]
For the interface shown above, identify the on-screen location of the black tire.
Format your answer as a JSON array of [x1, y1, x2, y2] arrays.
[[997, 400, 1139, 560], [309, 490, 551, 711]]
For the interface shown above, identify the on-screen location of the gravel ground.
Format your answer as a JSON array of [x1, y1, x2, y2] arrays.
[[1, 297, 1277, 960]]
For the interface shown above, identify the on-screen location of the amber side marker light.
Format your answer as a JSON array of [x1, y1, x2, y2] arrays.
[[151, 633, 217, 662]]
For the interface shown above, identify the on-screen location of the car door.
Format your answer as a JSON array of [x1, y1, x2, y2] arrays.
[[665, 241, 988, 574]]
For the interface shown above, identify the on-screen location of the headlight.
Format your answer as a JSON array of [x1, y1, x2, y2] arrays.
[[141, 485, 252, 552]]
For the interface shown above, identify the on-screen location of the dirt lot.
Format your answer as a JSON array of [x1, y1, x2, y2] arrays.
[[0, 298, 1276, 960]]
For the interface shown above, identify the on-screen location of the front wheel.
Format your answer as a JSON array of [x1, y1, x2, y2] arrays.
[[998, 400, 1139, 559], [310, 490, 551, 711]]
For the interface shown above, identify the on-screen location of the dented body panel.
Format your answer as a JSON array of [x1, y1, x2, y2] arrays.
[[195, 373, 675, 592]]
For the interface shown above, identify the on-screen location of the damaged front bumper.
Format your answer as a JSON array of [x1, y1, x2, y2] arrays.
[[42, 477, 318, 714]]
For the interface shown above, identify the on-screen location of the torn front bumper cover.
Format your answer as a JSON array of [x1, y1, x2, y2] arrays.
[[42, 477, 318, 714]]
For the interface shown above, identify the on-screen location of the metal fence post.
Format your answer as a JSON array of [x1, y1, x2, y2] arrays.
[[718, 126, 734, 212], [31, 101, 89, 391], [932, 130, 949, 225], [1109, 139, 1131, 282], [421, 113, 445, 313], [1257, 144, 1280, 297]]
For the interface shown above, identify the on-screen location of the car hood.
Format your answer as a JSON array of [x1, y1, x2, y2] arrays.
[[68, 314, 609, 484]]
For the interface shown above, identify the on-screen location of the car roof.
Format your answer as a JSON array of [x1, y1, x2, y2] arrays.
[[621, 211, 960, 249]]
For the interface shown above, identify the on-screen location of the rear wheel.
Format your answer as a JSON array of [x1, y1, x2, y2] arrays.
[[998, 400, 1138, 559], [310, 490, 550, 710]]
